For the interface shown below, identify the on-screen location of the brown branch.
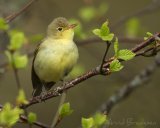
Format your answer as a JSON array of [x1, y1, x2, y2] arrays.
[[5, 0, 38, 23], [20, 33, 160, 109], [20, 115, 50, 128]]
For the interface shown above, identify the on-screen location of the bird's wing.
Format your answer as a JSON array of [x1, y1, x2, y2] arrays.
[[31, 42, 43, 96]]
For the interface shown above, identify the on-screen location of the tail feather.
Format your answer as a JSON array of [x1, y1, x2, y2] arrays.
[[32, 87, 42, 97], [44, 82, 56, 91]]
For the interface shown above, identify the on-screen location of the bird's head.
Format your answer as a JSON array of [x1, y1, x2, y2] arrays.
[[47, 17, 77, 40]]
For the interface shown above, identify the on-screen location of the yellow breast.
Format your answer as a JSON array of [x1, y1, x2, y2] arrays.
[[34, 38, 79, 82]]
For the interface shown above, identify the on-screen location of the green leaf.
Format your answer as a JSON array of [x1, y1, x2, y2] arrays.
[[110, 59, 123, 72], [146, 32, 153, 37], [93, 21, 114, 41], [28, 112, 37, 124], [82, 117, 94, 128], [79, 7, 96, 22], [118, 49, 136, 61], [144, 32, 153, 40], [16, 89, 28, 105], [59, 103, 73, 118], [0, 18, 9, 30], [101, 33, 114, 41], [114, 38, 119, 56], [5, 51, 28, 69], [100, 21, 110, 36], [93, 113, 107, 126], [8, 31, 26, 50], [13, 53, 28, 69], [92, 29, 101, 36], [98, 3, 108, 16], [0, 103, 23, 127], [125, 18, 140, 37]]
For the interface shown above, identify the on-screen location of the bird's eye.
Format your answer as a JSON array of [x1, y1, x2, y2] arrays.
[[57, 27, 63, 31]]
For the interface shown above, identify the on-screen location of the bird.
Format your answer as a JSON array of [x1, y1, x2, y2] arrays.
[[31, 17, 79, 97]]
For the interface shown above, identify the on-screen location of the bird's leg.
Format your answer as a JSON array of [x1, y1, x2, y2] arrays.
[[39, 85, 48, 102]]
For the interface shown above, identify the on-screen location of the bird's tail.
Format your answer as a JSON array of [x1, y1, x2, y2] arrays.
[[32, 85, 42, 97]]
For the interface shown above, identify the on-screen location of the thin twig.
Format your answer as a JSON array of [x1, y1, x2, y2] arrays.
[[5, 0, 38, 23], [10, 51, 21, 89], [51, 92, 67, 128], [20, 33, 160, 109], [100, 41, 111, 73]]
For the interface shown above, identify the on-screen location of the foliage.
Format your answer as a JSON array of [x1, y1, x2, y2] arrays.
[[0, 103, 23, 127], [0, 18, 9, 30], [28, 112, 37, 124], [82, 113, 108, 128], [16, 89, 28, 105], [144, 32, 153, 40], [125, 18, 141, 37], [58, 103, 73, 118], [93, 21, 136, 73], [5, 51, 28, 69], [8, 31, 26, 51], [79, 3, 108, 22], [93, 21, 114, 41], [109, 59, 123, 72]]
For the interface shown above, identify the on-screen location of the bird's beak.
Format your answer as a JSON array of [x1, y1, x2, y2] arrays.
[[67, 23, 77, 29]]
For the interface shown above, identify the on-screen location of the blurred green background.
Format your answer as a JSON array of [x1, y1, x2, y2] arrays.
[[0, 0, 160, 127]]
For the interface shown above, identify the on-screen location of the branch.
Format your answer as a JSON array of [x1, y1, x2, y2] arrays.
[[100, 56, 160, 115], [5, 0, 38, 23], [0, 105, 50, 128], [20, 33, 160, 109]]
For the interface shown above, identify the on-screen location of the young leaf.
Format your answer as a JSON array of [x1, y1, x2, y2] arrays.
[[58, 103, 73, 118], [8, 31, 26, 50], [125, 18, 140, 37], [93, 21, 114, 41], [92, 29, 101, 36], [100, 21, 110, 36], [28, 112, 37, 124], [16, 89, 28, 105], [0, 103, 23, 127], [93, 113, 108, 126], [0, 18, 9, 30], [110, 59, 123, 72], [82, 117, 94, 128], [118, 49, 136, 61], [13, 53, 28, 69], [101, 33, 114, 42], [144, 32, 153, 40], [79, 7, 96, 22], [114, 37, 119, 57]]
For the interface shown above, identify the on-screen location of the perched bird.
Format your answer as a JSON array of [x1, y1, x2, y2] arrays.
[[31, 17, 79, 97]]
